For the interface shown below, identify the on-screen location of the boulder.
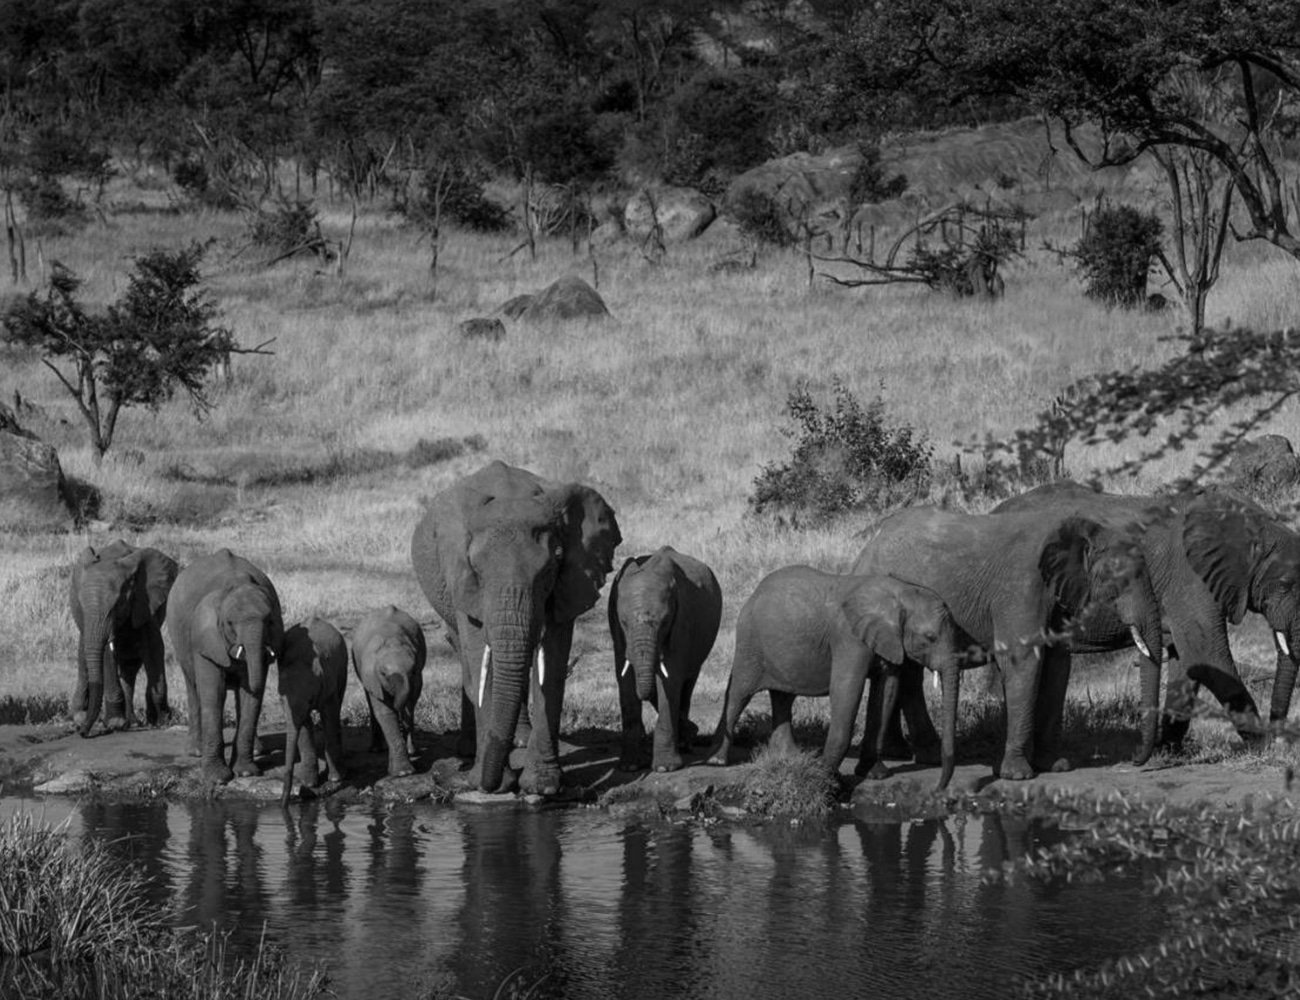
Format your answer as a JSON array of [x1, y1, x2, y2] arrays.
[[0, 402, 73, 531], [1225, 435, 1300, 493], [499, 295, 534, 319], [725, 145, 866, 240], [518, 276, 609, 322], [457, 317, 506, 342], [624, 186, 716, 243]]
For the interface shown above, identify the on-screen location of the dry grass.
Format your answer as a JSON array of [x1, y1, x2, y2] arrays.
[[3, 164, 1299, 755]]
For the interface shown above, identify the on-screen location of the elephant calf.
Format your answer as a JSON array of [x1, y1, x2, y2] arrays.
[[279, 617, 348, 806], [352, 606, 426, 777], [709, 566, 969, 788], [608, 547, 723, 773]]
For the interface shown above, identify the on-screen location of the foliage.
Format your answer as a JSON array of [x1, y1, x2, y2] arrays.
[[999, 792, 1300, 998], [0, 242, 240, 458], [730, 188, 799, 247], [246, 200, 332, 260], [737, 747, 838, 821], [1068, 204, 1165, 307], [751, 378, 934, 522], [848, 141, 909, 207], [661, 69, 780, 194], [416, 162, 511, 234], [907, 219, 1020, 297]]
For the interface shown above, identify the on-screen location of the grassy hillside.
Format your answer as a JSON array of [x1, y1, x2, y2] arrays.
[[2, 153, 1298, 759]]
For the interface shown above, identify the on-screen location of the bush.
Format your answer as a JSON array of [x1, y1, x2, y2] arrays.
[[247, 200, 331, 259], [750, 379, 933, 522], [731, 188, 798, 247], [662, 69, 780, 194], [737, 747, 837, 821], [1070, 203, 1164, 307], [419, 162, 511, 233]]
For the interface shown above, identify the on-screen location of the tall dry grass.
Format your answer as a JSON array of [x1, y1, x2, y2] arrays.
[[2, 180, 1299, 748]]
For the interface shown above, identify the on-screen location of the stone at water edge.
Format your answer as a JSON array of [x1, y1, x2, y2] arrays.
[[34, 770, 96, 795]]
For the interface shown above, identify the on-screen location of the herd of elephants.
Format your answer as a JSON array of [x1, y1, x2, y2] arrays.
[[67, 460, 1300, 804]]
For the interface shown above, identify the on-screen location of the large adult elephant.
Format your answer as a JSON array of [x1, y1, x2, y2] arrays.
[[608, 546, 722, 774], [995, 481, 1300, 746], [853, 506, 1163, 780], [410, 461, 622, 795], [708, 566, 974, 788], [167, 549, 285, 783], [69, 539, 178, 736]]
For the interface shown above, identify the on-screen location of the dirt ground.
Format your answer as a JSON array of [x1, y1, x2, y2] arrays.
[[0, 718, 1293, 819]]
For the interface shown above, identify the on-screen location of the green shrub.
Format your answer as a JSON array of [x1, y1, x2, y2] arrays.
[[1070, 203, 1164, 307], [730, 188, 798, 247], [247, 200, 331, 260], [750, 379, 933, 522]]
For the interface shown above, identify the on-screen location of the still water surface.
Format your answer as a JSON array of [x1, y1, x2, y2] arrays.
[[1, 797, 1163, 999]]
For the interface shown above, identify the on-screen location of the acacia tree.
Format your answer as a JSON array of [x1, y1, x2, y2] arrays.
[[0, 242, 260, 460]]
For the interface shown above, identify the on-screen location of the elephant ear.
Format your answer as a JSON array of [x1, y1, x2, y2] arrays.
[[1039, 516, 1103, 615], [552, 484, 623, 624], [1182, 499, 1259, 624], [437, 487, 492, 623], [133, 549, 179, 628], [840, 580, 906, 665]]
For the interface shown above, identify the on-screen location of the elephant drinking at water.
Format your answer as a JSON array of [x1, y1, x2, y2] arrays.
[[279, 616, 348, 806], [410, 461, 622, 795], [854, 507, 1163, 780], [167, 549, 285, 783], [351, 605, 426, 778], [607, 546, 722, 773], [69, 539, 178, 736]]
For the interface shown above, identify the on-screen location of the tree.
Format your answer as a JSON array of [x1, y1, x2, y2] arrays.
[[0, 242, 261, 460]]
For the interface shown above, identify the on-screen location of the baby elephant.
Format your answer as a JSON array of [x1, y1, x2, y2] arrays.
[[352, 606, 426, 777], [278, 617, 348, 806], [608, 547, 723, 773], [708, 566, 968, 788]]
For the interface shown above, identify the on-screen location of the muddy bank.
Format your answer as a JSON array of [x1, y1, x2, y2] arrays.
[[1, 720, 1294, 823]]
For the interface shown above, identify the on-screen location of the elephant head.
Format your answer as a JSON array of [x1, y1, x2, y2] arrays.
[[196, 579, 284, 699], [840, 578, 964, 787], [610, 554, 678, 702], [70, 539, 178, 736], [1182, 493, 1300, 724], [430, 462, 621, 792]]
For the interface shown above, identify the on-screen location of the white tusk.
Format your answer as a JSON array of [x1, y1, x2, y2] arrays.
[[621, 659, 631, 678], [932, 670, 940, 691], [108, 639, 115, 652], [234, 643, 245, 661], [538, 646, 546, 688], [1277, 630, 1292, 658], [659, 660, 669, 680], [1129, 626, 1152, 660], [266, 646, 277, 662], [478, 645, 490, 708]]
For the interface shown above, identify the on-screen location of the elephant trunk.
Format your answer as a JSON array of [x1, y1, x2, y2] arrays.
[[479, 598, 536, 793], [239, 621, 270, 698], [936, 651, 959, 791], [1269, 626, 1298, 724], [628, 628, 660, 703], [385, 670, 410, 714], [1132, 615, 1164, 766], [79, 616, 113, 737]]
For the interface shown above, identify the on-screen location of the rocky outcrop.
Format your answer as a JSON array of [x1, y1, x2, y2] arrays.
[[725, 145, 866, 240], [500, 276, 609, 323], [1225, 435, 1300, 495], [457, 317, 506, 341], [624, 186, 716, 243], [0, 401, 73, 531]]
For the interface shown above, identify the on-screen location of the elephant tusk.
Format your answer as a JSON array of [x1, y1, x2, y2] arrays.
[[108, 639, 115, 653], [478, 645, 490, 708], [1130, 626, 1152, 660], [621, 659, 631, 678], [932, 670, 940, 691], [660, 660, 669, 680], [266, 645, 277, 662], [538, 646, 546, 688], [1277, 630, 1292, 658], [233, 643, 245, 661]]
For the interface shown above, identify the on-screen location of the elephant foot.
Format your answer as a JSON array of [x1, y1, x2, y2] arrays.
[[911, 741, 943, 767], [652, 752, 684, 774], [520, 763, 562, 797], [465, 763, 519, 794], [1131, 744, 1155, 767], [1032, 754, 1073, 774], [387, 757, 416, 778], [296, 765, 320, 788], [327, 766, 345, 783], [860, 760, 892, 781], [202, 762, 235, 784], [187, 744, 203, 759], [71, 709, 87, 728], [104, 715, 129, 733], [232, 759, 260, 778], [706, 740, 731, 766], [997, 754, 1035, 781]]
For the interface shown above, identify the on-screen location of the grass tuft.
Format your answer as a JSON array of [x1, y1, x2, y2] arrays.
[[736, 747, 837, 822]]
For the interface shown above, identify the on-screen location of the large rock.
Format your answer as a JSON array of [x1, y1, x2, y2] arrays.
[[0, 401, 73, 531], [518, 276, 609, 322], [624, 186, 716, 243], [725, 146, 866, 240], [1225, 435, 1300, 493]]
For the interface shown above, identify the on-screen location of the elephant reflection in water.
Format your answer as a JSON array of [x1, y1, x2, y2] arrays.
[[181, 800, 270, 935], [613, 824, 702, 996], [279, 798, 350, 914]]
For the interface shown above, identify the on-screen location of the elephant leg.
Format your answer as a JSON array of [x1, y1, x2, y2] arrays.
[[616, 669, 647, 771], [321, 698, 346, 783], [372, 696, 414, 777], [878, 704, 912, 761], [824, 656, 869, 777], [997, 646, 1039, 781], [1031, 646, 1073, 773], [769, 690, 798, 755], [1160, 652, 1194, 750], [229, 676, 262, 777], [71, 634, 89, 727], [677, 670, 700, 748], [651, 672, 685, 773], [520, 624, 573, 796], [402, 702, 418, 759], [1184, 661, 1262, 740], [366, 695, 385, 752], [197, 667, 232, 782], [707, 670, 757, 766], [116, 656, 143, 728], [102, 644, 128, 731], [295, 717, 321, 788], [899, 668, 942, 766], [856, 672, 895, 780]]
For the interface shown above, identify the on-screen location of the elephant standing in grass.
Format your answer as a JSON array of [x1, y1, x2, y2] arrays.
[[608, 547, 722, 773], [708, 566, 971, 787], [279, 617, 348, 806], [994, 482, 1300, 748], [351, 606, 425, 778], [411, 461, 622, 795], [854, 507, 1164, 780], [167, 550, 284, 783], [70, 540, 178, 736]]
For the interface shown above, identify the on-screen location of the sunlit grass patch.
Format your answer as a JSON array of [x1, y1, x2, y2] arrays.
[[736, 746, 837, 821]]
